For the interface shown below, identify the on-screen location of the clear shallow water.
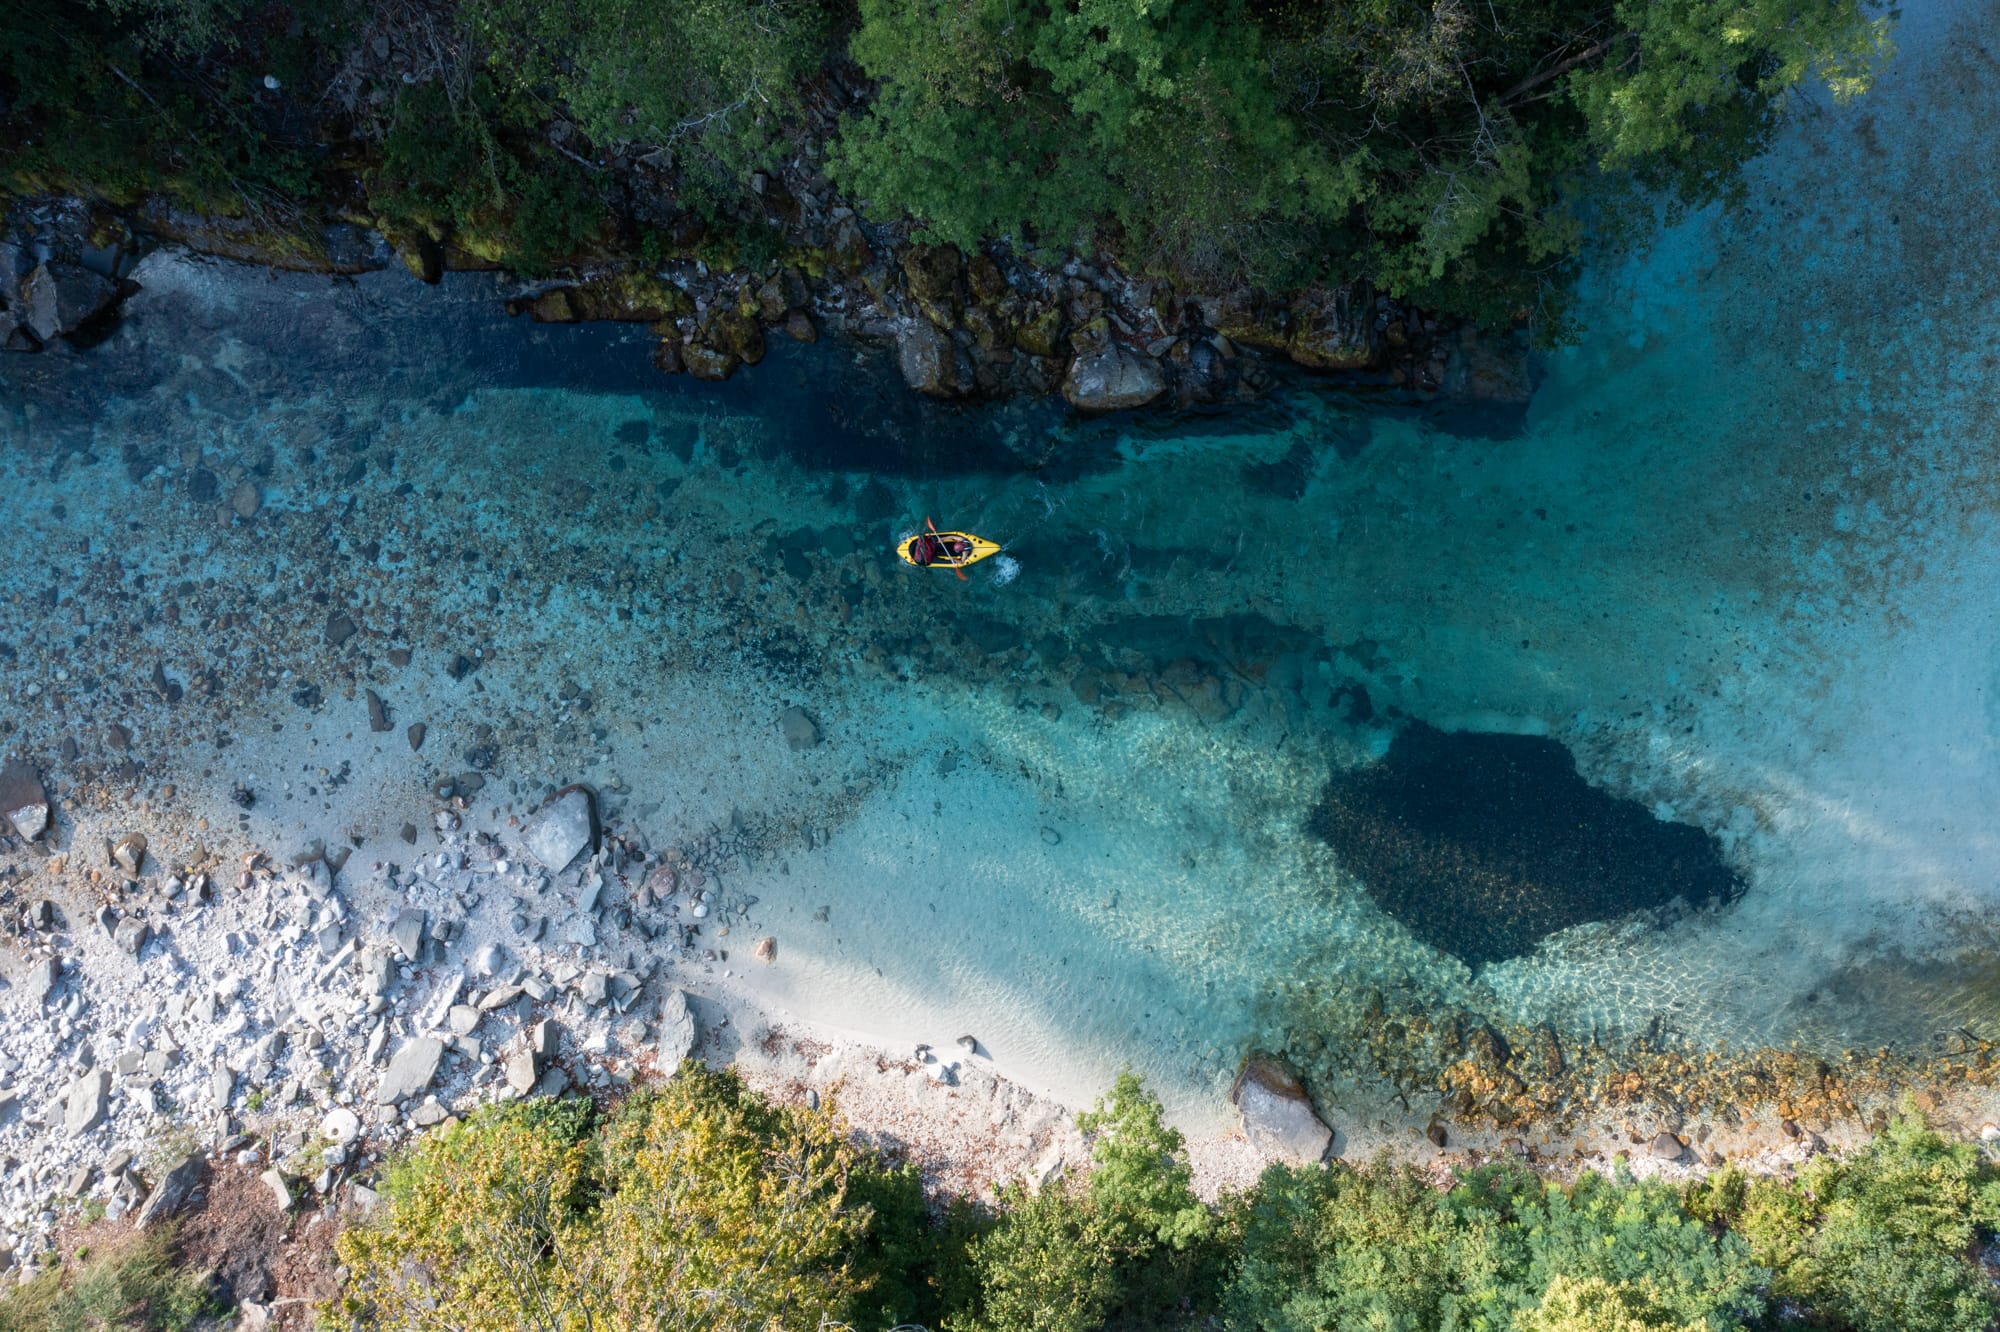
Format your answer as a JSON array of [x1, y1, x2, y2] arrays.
[[6, 0, 2000, 1132]]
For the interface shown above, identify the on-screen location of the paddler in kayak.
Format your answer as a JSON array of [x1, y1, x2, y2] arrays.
[[897, 519, 1002, 580]]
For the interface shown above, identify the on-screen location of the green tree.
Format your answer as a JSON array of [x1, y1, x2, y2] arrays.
[[1692, 1106, 2000, 1332], [467, 0, 823, 207], [334, 1069, 916, 1332], [833, 0, 1892, 334], [1222, 1157, 1764, 1331], [946, 1072, 1218, 1330]]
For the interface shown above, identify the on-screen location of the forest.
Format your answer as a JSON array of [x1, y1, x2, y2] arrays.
[[5, 1068, 1995, 1332], [0, 0, 1890, 334]]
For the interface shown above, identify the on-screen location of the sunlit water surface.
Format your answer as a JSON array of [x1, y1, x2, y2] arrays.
[[6, 0, 2000, 1130]]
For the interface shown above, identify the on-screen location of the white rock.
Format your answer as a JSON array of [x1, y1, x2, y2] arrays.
[[1230, 1059, 1333, 1165], [322, 1107, 362, 1144], [523, 789, 595, 871], [656, 990, 696, 1072], [375, 1037, 445, 1105]]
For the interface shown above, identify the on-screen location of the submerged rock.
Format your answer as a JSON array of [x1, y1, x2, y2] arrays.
[[1231, 1058, 1333, 1164], [523, 785, 597, 871], [1309, 723, 1743, 967], [778, 705, 821, 751], [0, 758, 49, 841]]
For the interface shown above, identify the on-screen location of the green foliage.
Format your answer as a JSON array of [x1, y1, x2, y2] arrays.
[[1220, 1156, 1764, 1332], [947, 1181, 1123, 1332], [467, 0, 823, 208], [1693, 1105, 2000, 1332], [365, 78, 608, 276], [325, 1079, 2000, 1332], [944, 1072, 1219, 1331], [89, 0, 257, 56], [835, 0, 1891, 331], [0, 1, 320, 215], [0, 1227, 214, 1332], [335, 1067, 915, 1332], [1518, 1274, 1706, 1332]]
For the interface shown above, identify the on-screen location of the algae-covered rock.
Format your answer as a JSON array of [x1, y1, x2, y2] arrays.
[[683, 342, 737, 381], [901, 243, 965, 327], [531, 272, 692, 323], [705, 305, 765, 366], [1015, 302, 1066, 359], [828, 215, 873, 274], [1283, 286, 1378, 370], [967, 251, 1009, 303]]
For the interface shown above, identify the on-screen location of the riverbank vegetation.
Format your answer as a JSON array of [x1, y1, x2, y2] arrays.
[[1, 0, 1890, 335], [5, 1070, 1995, 1330], [315, 1069, 2000, 1332]]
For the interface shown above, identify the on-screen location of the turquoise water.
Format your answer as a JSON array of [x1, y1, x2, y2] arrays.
[[6, 0, 2000, 1132]]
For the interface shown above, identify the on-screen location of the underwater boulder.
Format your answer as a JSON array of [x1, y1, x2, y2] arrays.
[[1309, 723, 1743, 967]]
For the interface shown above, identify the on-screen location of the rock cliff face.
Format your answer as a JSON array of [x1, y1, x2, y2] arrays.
[[1, 171, 1531, 419]]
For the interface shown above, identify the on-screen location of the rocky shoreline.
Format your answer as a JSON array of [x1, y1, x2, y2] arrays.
[[6, 738, 1999, 1296], [0, 183, 1532, 421]]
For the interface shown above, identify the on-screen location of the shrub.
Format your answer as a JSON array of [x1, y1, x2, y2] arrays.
[[944, 1071, 1219, 1330], [1693, 1106, 2000, 1332], [1221, 1157, 1764, 1331], [0, 1227, 213, 1332], [335, 1068, 913, 1332]]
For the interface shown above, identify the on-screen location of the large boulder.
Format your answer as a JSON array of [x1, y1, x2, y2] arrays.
[[20, 262, 118, 343], [65, 1070, 111, 1137], [523, 785, 597, 871], [134, 1153, 207, 1230], [376, 1036, 446, 1105], [1231, 1059, 1332, 1165], [528, 273, 692, 324], [1062, 343, 1166, 412], [1283, 287, 1378, 370], [0, 759, 49, 841], [897, 319, 972, 398], [901, 244, 965, 328], [656, 989, 697, 1072]]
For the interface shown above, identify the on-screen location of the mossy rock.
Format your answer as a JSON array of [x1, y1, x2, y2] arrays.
[[683, 343, 736, 381], [530, 272, 693, 323], [1015, 301, 1066, 359], [967, 251, 1009, 303], [702, 306, 765, 366], [1068, 314, 1111, 355], [1211, 285, 1380, 370], [827, 216, 873, 275], [900, 243, 964, 327]]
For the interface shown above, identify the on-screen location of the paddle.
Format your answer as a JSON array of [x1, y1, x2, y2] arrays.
[[926, 516, 968, 580]]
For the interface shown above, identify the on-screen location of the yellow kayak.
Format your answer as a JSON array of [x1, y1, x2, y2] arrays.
[[897, 529, 1001, 573]]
